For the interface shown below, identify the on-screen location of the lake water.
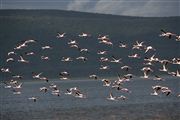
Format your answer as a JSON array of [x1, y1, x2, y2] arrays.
[[1, 77, 180, 120]]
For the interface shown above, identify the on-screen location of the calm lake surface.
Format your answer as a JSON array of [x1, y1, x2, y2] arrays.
[[1, 77, 180, 120]]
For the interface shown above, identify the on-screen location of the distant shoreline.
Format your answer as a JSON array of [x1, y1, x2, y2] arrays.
[[0, 9, 179, 18]]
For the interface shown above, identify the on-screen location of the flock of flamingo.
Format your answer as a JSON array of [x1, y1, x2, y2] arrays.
[[1, 29, 180, 102]]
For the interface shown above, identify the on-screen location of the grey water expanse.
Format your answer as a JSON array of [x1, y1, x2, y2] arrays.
[[0, 10, 180, 80], [1, 77, 180, 120]]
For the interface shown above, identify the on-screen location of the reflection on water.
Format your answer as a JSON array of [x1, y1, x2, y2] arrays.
[[1, 78, 180, 120]]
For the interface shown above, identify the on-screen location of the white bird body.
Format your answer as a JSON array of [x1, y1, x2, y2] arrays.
[[32, 72, 43, 79], [89, 74, 98, 79], [18, 56, 29, 63], [100, 65, 109, 70], [119, 42, 127, 48], [160, 32, 174, 37], [162, 89, 171, 96], [136, 41, 144, 47], [159, 29, 176, 39], [121, 65, 131, 71], [49, 84, 57, 89], [175, 70, 180, 77], [119, 88, 131, 93], [99, 57, 109, 62], [151, 90, 159, 96], [79, 48, 89, 52], [128, 54, 140, 59], [39, 76, 48, 82], [3, 82, 12, 88], [40, 87, 48, 92], [98, 35, 109, 41], [110, 56, 121, 63], [97, 51, 107, 55], [41, 56, 50, 60], [24, 39, 36, 44], [145, 46, 156, 53], [5, 85, 12, 88], [141, 67, 153, 79], [117, 95, 127, 100], [172, 58, 180, 65], [42, 46, 52, 50], [13, 83, 22, 89], [74, 93, 86, 98], [8, 51, 16, 56], [65, 89, 73, 95], [110, 59, 121, 63], [59, 71, 70, 76], [57, 32, 66, 38], [66, 87, 86, 98], [25, 52, 35, 56], [13, 91, 21, 95], [76, 56, 87, 62], [107, 92, 117, 101], [159, 64, 168, 72], [78, 33, 90, 37], [176, 35, 180, 41], [99, 40, 113, 46], [70, 44, 79, 49], [61, 57, 73, 62], [132, 41, 145, 50], [6, 58, 14, 62], [102, 79, 111, 86], [1, 68, 11, 73], [145, 54, 159, 62], [68, 40, 77, 45], [153, 75, 164, 81], [152, 85, 162, 91], [52, 89, 60, 93], [10, 80, 18, 85], [14, 42, 27, 50], [28, 97, 37, 102], [60, 77, 68, 80], [52, 92, 60, 96], [14, 45, 22, 50]]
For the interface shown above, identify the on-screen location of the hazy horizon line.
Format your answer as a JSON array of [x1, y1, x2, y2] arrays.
[[1, 8, 180, 18]]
